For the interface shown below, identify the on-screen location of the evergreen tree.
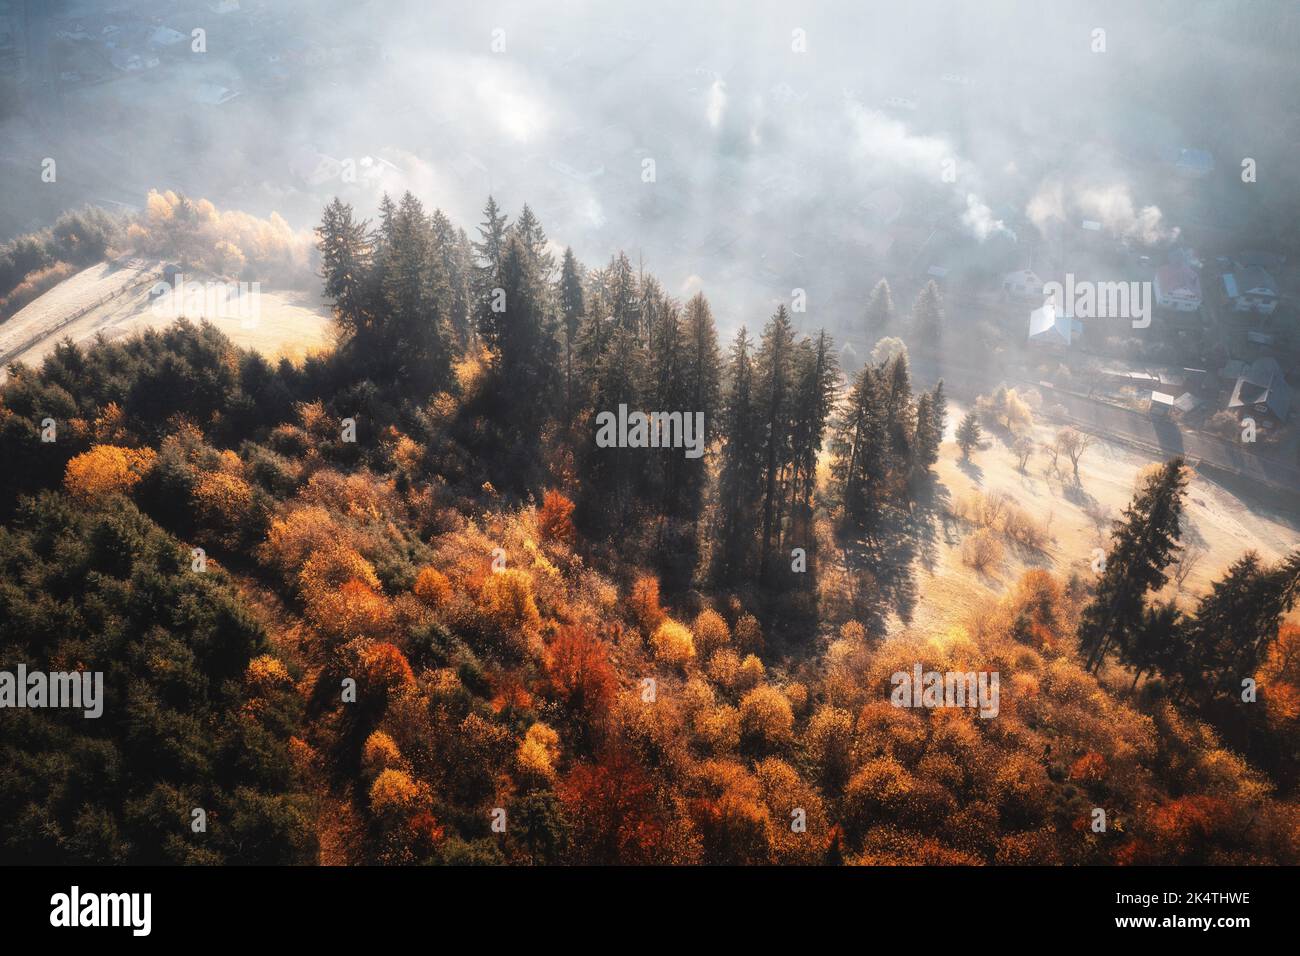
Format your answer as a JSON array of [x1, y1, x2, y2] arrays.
[[1176, 550, 1300, 702], [830, 363, 889, 529], [676, 292, 723, 521], [432, 209, 474, 349], [1079, 458, 1188, 673], [478, 234, 560, 428], [716, 327, 763, 580], [755, 306, 797, 576], [787, 329, 839, 552], [912, 280, 944, 349], [865, 278, 895, 337], [472, 195, 510, 305], [315, 198, 375, 349], [913, 380, 946, 476], [513, 204, 555, 279], [559, 247, 586, 407], [955, 410, 981, 459]]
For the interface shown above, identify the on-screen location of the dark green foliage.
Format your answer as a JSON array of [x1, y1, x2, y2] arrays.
[[0, 493, 315, 864], [1079, 458, 1187, 672]]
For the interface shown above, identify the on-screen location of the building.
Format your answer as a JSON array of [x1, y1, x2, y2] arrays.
[[1227, 357, 1291, 421], [1220, 265, 1278, 315], [1154, 261, 1202, 312], [1028, 300, 1081, 349]]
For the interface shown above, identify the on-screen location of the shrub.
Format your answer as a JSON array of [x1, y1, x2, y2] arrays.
[[538, 489, 577, 547], [629, 575, 665, 634], [961, 528, 1004, 572], [692, 609, 730, 660], [739, 685, 794, 751], [652, 619, 696, 668]]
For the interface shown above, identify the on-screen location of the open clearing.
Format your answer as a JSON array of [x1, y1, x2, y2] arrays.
[[1, 262, 334, 381], [907, 401, 1300, 638]]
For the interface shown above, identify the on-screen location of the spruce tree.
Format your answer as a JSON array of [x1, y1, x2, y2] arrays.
[[1176, 550, 1300, 702], [315, 198, 375, 349], [830, 363, 889, 529], [716, 327, 763, 580], [955, 410, 981, 459], [472, 195, 510, 305], [912, 280, 944, 349], [559, 247, 586, 409], [755, 306, 797, 576], [865, 278, 895, 338], [1078, 458, 1188, 673]]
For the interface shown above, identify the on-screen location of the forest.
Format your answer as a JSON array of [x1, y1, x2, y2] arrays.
[[0, 192, 1297, 865]]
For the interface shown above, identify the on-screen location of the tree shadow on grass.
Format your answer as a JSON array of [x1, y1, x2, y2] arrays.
[[836, 474, 950, 633], [957, 456, 984, 485]]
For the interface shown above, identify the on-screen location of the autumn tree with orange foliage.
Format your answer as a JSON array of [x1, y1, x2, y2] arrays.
[[544, 625, 617, 725], [538, 489, 577, 547], [63, 444, 156, 500]]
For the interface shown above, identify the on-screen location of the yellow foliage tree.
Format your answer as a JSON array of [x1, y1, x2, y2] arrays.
[[652, 619, 696, 668]]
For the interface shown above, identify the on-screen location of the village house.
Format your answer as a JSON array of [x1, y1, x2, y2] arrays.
[[1027, 299, 1082, 350], [1154, 261, 1202, 312], [1227, 356, 1292, 422], [1220, 265, 1278, 315]]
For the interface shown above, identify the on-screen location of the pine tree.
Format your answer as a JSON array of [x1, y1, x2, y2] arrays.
[[373, 192, 453, 394], [955, 410, 981, 459], [603, 252, 640, 332], [755, 306, 797, 576], [513, 204, 555, 280], [559, 247, 586, 409], [716, 327, 763, 580], [788, 329, 839, 552], [881, 352, 914, 482], [1078, 458, 1188, 673], [912, 280, 943, 349], [472, 195, 510, 306], [431, 209, 473, 349], [865, 278, 895, 338], [478, 234, 560, 427], [830, 363, 889, 529], [1176, 549, 1300, 702], [679, 292, 723, 520], [315, 198, 375, 348]]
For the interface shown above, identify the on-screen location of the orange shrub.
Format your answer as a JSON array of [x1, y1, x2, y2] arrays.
[[538, 489, 577, 547], [692, 609, 730, 660], [412, 566, 452, 608], [359, 641, 416, 694], [63, 444, 156, 500], [544, 624, 617, 718], [651, 619, 696, 668], [629, 575, 665, 634]]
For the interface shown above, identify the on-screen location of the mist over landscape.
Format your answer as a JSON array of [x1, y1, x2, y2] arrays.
[[2, 0, 1300, 898], [5, 0, 1300, 335]]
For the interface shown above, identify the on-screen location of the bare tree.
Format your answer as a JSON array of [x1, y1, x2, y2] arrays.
[[1055, 427, 1095, 479], [1172, 543, 1206, 593], [1013, 436, 1034, 472]]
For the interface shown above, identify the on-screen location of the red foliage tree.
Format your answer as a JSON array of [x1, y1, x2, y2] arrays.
[[558, 748, 666, 864]]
